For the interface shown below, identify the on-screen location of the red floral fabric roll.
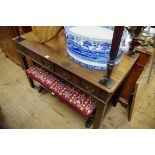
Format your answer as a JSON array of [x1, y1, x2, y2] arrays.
[[25, 65, 96, 117]]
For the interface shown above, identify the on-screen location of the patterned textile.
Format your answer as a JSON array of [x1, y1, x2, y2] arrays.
[[26, 65, 96, 117], [32, 26, 62, 43]]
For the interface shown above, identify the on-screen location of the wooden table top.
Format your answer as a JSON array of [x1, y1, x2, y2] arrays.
[[17, 30, 139, 93]]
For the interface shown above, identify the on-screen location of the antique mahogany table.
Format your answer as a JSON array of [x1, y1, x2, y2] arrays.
[[15, 30, 139, 128]]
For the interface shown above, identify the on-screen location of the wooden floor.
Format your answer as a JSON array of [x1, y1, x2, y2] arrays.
[[0, 51, 155, 128]]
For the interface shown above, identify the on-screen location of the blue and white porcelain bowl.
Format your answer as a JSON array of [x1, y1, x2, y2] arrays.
[[64, 26, 129, 70]]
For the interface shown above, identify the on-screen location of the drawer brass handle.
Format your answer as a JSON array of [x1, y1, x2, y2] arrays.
[[22, 49, 26, 54], [45, 64, 50, 68], [63, 73, 70, 80], [45, 64, 53, 70], [85, 86, 95, 94], [33, 56, 36, 59]]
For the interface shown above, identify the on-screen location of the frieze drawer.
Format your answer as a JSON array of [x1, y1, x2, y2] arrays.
[[16, 43, 27, 55], [80, 80, 100, 97], [42, 57, 54, 72], [27, 50, 42, 64], [54, 65, 80, 86]]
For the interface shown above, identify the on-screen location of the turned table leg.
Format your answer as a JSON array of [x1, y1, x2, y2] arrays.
[[18, 52, 35, 88], [99, 26, 124, 89]]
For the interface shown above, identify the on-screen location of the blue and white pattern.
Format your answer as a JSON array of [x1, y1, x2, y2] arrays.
[[64, 26, 129, 70]]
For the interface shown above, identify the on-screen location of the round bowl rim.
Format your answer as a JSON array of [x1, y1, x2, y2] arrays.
[[64, 26, 129, 43]]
